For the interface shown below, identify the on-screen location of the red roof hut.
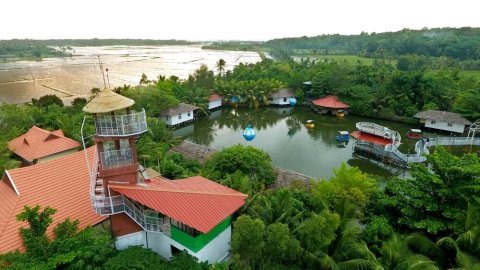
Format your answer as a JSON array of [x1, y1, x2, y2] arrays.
[[311, 95, 350, 116]]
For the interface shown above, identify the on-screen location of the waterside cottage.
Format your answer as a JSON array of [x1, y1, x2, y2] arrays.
[[160, 103, 199, 127], [414, 110, 472, 133], [208, 94, 222, 110], [268, 88, 295, 105]]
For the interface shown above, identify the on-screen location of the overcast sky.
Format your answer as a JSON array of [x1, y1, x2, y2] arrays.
[[2, 0, 478, 41]]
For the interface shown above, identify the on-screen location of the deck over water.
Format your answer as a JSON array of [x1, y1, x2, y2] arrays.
[[170, 140, 313, 188], [351, 131, 391, 146], [352, 122, 480, 165]]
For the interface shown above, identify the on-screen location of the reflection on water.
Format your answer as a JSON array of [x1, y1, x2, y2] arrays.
[[0, 45, 261, 104], [182, 107, 422, 179]]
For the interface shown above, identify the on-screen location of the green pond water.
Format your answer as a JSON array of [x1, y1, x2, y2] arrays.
[[176, 106, 439, 179]]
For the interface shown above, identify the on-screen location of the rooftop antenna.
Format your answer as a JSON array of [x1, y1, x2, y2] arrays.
[[98, 55, 107, 89], [106, 68, 111, 89]]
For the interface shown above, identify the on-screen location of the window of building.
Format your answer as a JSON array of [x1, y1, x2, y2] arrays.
[[171, 219, 201, 237], [178, 114, 182, 120], [283, 97, 287, 102], [188, 112, 191, 117], [431, 120, 436, 124], [447, 123, 453, 127]]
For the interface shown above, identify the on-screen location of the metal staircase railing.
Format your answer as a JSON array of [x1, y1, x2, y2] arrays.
[[94, 109, 147, 137], [91, 193, 171, 236]]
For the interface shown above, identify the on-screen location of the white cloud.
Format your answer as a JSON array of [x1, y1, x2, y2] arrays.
[[1, 0, 478, 40]]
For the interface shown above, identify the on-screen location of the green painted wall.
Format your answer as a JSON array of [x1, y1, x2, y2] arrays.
[[171, 216, 231, 252]]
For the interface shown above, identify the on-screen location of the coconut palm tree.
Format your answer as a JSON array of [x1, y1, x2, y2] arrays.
[[313, 219, 381, 270], [436, 203, 480, 269], [216, 58, 226, 77], [380, 234, 439, 270]]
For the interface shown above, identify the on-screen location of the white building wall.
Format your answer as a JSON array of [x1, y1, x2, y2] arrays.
[[147, 231, 174, 260], [115, 225, 232, 264], [160, 111, 194, 126], [194, 225, 231, 263], [270, 97, 291, 105], [208, 100, 222, 110], [115, 231, 147, 250], [424, 120, 465, 133]]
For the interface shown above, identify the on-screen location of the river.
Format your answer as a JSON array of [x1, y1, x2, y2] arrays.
[[0, 45, 261, 104], [176, 106, 440, 179]]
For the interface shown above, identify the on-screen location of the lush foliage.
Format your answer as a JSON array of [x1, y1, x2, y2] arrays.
[[262, 27, 480, 61], [204, 144, 276, 186]]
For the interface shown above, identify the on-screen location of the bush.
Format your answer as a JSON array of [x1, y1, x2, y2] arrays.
[[32, 94, 64, 108], [204, 145, 276, 185]]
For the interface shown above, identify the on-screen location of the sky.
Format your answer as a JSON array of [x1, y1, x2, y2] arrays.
[[2, 0, 479, 41]]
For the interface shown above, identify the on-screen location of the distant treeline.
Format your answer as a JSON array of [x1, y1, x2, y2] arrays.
[[262, 27, 480, 61], [0, 39, 195, 60]]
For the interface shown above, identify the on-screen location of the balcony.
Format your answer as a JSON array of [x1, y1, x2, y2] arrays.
[[91, 194, 171, 236], [95, 109, 147, 137], [100, 148, 134, 169]]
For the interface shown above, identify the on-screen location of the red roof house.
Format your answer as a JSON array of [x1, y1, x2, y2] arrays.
[[0, 146, 105, 253], [208, 94, 222, 110], [208, 94, 222, 102], [312, 95, 350, 109], [110, 176, 247, 233], [8, 126, 81, 164]]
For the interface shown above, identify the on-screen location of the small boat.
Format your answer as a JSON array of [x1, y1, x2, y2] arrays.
[[336, 110, 345, 118], [406, 129, 422, 139], [336, 131, 350, 142], [306, 120, 315, 129]]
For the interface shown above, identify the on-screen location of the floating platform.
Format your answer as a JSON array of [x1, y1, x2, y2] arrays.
[[351, 131, 391, 146]]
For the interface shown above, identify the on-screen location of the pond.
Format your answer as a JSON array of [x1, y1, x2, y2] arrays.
[[177, 106, 438, 179]]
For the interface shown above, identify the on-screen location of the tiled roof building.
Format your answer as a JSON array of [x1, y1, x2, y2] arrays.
[[8, 126, 80, 164], [0, 146, 105, 253]]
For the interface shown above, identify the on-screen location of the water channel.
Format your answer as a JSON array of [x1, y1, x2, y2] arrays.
[[176, 106, 440, 179]]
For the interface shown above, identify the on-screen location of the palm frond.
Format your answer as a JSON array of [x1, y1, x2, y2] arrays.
[[337, 259, 380, 270]]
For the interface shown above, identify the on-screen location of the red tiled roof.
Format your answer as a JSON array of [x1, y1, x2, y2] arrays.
[[312, 95, 349, 109], [110, 176, 247, 233], [8, 126, 81, 162], [0, 147, 105, 253], [208, 94, 222, 102]]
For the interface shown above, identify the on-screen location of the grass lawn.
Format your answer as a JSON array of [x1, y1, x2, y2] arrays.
[[292, 54, 396, 66]]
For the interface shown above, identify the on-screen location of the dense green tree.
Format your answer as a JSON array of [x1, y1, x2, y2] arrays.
[[187, 64, 215, 90], [0, 141, 21, 176], [32, 94, 64, 108], [231, 215, 266, 269], [204, 145, 276, 185], [102, 246, 167, 270], [247, 188, 306, 227], [313, 163, 377, 218], [160, 152, 201, 179], [379, 147, 480, 235]]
